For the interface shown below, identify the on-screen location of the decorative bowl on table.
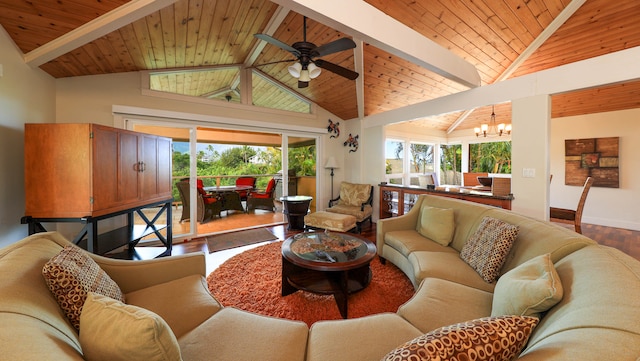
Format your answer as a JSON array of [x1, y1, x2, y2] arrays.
[[477, 176, 493, 187]]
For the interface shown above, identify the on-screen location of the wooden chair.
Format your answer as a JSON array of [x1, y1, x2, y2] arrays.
[[550, 177, 593, 234]]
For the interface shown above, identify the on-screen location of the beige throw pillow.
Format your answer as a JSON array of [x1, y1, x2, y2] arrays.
[[460, 216, 519, 283], [381, 315, 539, 361], [42, 245, 125, 330], [416, 205, 455, 246], [492, 253, 563, 318], [80, 293, 182, 361]]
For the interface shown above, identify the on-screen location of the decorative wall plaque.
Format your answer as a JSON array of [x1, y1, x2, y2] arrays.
[[564, 137, 619, 188]]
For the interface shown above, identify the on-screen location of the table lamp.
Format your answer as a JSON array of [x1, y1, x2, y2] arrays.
[[324, 156, 339, 199]]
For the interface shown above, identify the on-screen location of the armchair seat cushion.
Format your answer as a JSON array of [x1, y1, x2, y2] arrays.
[[325, 204, 372, 222]]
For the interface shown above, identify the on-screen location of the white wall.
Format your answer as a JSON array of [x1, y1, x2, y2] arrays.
[[551, 108, 640, 230], [0, 27, 56, 247]]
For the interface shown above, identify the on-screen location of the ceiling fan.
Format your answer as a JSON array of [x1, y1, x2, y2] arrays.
[[254, 16, 359, 88]]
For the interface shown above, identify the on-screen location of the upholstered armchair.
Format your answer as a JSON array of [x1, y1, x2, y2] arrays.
[[246, 178, 276, 212], [176, 180, 222, 223], [235, 176, 256, 202], [326, 182, 373, 232]]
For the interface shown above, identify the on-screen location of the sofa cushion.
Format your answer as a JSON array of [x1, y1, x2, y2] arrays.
[[381, 315, 539, 361], [42, 245, 125, 330], [492, 253, 563, 318], [460, 216, 519, 283], [398, 278, 493, 333], [79, 292, 181, 361], [179, 307, 308, 361], [385, 230, 458, 258], [416, 206, 455, 246], [125, 274, 221, 339], [307, 313, 422, 361], [337, 182, 371, 207], [409, 251, 496, 292]]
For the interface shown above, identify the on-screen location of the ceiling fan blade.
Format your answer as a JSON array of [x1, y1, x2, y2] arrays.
[[254, 34, 301, 57], [298, 81, 309, 88], [314, 59, 359, 80], [312, 38, 356, 57]]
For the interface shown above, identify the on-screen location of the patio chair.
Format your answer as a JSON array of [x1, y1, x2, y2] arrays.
[[235, 176, 257, 201], [247, 178, 276, 212], [550, 176, 593, 234], [176, 180, 222, 223], [325, 182, 374, 233]]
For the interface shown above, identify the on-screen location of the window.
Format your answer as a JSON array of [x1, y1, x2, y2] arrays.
[[409, 142, 434, 186], [440, 144, 462, 185], [385, 139, 404, 184], [469, 141, 512, 174]]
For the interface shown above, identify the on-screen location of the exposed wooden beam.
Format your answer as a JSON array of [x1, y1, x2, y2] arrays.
[[270, 0, 481, 88], [446, 0, 587, 133], [354, 38, 365, 120], [365, 46, 640, 128], [24, 0, 179, 67]]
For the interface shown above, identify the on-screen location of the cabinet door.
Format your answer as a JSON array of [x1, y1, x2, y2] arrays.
[[139, 134, 172, 200], [118, 131, 141, 204], [92, 126, 120, 211]]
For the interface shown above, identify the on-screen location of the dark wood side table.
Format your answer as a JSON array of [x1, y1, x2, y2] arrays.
[[280, 195, 312, 230]]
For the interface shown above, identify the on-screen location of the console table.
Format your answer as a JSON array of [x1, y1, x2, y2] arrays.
[[379, 183, 513, 219]]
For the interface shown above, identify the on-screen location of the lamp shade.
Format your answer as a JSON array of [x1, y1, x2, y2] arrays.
[[308, 63, 321, 79], [324, 156, 339, 169], [287, 62, 302, 78]]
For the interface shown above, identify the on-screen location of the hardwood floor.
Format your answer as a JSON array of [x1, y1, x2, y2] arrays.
[[167, 220, 639, 276]]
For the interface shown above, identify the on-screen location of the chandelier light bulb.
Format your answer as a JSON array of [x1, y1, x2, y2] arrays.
[[299, 69, 311, 82]]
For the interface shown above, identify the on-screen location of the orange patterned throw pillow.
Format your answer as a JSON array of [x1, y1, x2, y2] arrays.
[[42, 245, 125, 330], [460, 216, 519, 283], [381, 315, 539, 361]]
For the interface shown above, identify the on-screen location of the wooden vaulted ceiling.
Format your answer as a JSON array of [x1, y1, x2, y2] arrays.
[[2, 0, 639, 131]]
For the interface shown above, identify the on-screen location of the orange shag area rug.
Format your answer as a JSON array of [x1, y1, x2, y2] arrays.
[[206, 241, 415, 327]]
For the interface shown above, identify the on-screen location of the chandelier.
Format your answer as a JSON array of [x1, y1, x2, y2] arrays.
[[474, 105, 511, 137]]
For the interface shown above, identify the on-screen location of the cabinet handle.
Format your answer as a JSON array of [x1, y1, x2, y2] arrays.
[[139, 162, 146, 172]]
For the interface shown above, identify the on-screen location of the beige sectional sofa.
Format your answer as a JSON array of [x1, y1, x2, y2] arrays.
[[2, 193, 640, 360]]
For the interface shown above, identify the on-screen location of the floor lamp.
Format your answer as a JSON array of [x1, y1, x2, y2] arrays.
[[324, 156, 339, 200]]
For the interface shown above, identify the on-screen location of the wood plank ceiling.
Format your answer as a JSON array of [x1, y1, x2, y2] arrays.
[[1, 0, 639, 131]]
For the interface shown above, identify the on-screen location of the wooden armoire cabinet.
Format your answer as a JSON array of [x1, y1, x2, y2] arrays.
[[23, 123, 173, 258]]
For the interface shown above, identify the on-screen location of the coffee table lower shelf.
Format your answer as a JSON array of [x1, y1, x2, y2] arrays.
[[281, 257, 372, 318]]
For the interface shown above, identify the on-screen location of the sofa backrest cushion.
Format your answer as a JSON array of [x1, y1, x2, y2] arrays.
[[416, 205, 455, 246], [338, 182, 371, 207], [417, 195, 492, 252], [482, 208, 596, 275], [521, 246, 640, 359], [0, 232, 83, 359], [492, 253, 563, 318], [80, 292, 182, 361], [42, 245, 125, 330]]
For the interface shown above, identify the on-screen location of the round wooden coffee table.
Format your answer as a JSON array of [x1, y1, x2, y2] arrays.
[[281, 231, 377, 318]]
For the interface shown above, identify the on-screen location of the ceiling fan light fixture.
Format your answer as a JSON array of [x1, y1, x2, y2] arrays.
[[288, 62, 302, 78], [298, 69, 311, 82], [308, 63, 321, 79]]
